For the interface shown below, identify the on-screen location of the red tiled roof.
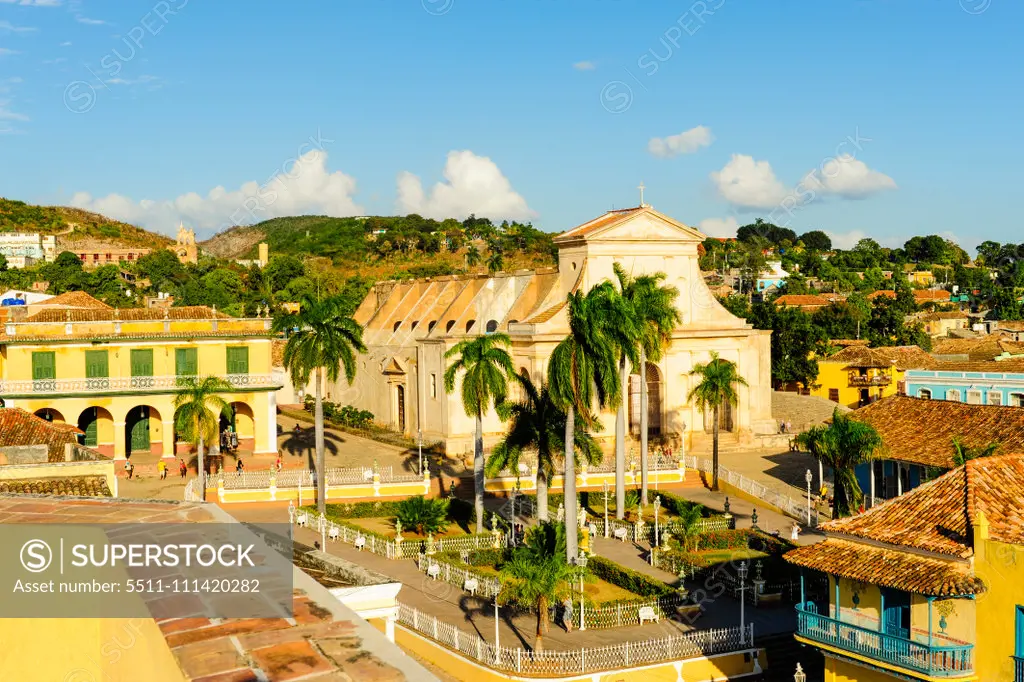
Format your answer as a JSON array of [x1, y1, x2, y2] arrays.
[[785, 539, 983, 596], [774, 294, 829, 307], [34, 291, 111, 309], [867, 289, 896, 300], [850, 396, 1024, 468], [922, 311, 968, 321], [915, 289, 952, 302], [823, 345, 937, 370], [556, 207, 645, 240], [830, 339, 870, 347], [26, 305, 231, 323], [932, 335, 1024, 361], [0, 475, 111, 497], [0, 408, 85, 462]]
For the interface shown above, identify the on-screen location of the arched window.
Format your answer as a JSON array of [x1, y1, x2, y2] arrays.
[[392, 321, 401, 333], [410, 320, 419, 330], [945, 389, 961, 402], [485, 320, 498, 333], [465, 319, 476, 333], [918, 388, 932, 400], [508, 319, 519, 325], [428, 320, 437, 332], [445, 320, 456, 334]]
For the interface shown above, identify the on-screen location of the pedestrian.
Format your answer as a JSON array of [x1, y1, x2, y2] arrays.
[[179, 459, 187, 478], [236, 458, 244, 475], [790, 522, 800, 541], [786, 420, 792, 434], [562, 598, 574, 632], [779, 419, 785, 434], [157, 459, 167, 480], [276, 456, 283, 473], [124, 459, 134, 480]]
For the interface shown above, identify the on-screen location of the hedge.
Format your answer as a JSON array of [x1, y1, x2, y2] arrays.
[[587, 556, 675, 599]]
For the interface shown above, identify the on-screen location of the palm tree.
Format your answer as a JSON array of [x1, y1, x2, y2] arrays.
[[466, 244, 481, 268], [951, 436, 999, 467], [687, 352, 748, 491], [673, 502, 704, 552], [498, 522, 577, 651], [174, 376, 232, 498], [794, 409, 882, 517], [444, 333, 515, 532], [486, 249, 504, 274], [613, 263, 680, 507], [548, 282, 623, 562], [272, 295, 367, 514], [486, 375, 602, 522]]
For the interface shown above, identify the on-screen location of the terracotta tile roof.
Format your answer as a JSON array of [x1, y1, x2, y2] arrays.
[[774, 294, 829, 307], [556, 207, 645, 240], [867, 289, 896, 300], [932, 335, 1024, 361], [915, 289, 952, 302], [25, 305, 230, 323], [830, 339, 870, 347], [922, 311, 968, 321], [850, 395, 1024, 468], [0, 475, 111, 497], [1, 330, 276, 344], [34, 290, 111, 309], [0, 496, 428, 681], [823, 345, 937, 369], [785, 539, 984, 596], [0, 408, 85, 462], [929, 359, 1024, 373]]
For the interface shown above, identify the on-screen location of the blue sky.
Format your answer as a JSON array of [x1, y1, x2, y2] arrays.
[[0, 0, 1021, 251]]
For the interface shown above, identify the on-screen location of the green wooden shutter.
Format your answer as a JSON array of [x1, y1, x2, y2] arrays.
[[31, 352, 56, 380], [84, 350, 108, 378], [175, 348, 198, 376], [130, 349, 153, 377], [83, 408, 98, 447], [226, 347, 249, 375]]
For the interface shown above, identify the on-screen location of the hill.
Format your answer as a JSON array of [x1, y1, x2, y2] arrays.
[[0, 198, 173, 250]]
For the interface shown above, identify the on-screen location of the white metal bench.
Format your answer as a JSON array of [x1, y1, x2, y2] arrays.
[[427, 563, 441, 579], [613, 527, 628, 542], [638, 606, 659, 625], [354, 535, 366, 551], [296, 512, 309, 528], [328, 525, 340, 541], [464, 577, 479, 595]]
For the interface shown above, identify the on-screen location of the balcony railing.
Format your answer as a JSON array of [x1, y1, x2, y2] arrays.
[[0, 374, 279, 395], [796, 606, 973, 677], [849, 374, 892, 387], [1014, 655, 1024, 682]]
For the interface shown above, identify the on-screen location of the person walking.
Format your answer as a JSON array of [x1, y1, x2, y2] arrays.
[[179, 459, 187, 479], [157, 459, 167, 480], [124, 459, 134, 480], [236, 458, 244, 476], [562, 598, 574, 633]]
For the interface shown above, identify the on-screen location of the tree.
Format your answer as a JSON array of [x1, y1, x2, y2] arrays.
[[137, 249, 187, 293], [465, 245, 481, 268], [264, 255, 306, 295], [799, 230, 832, 252], [950, 437, 999, 468], [486, 249, 504, 274], [174, 376, 232, 496], [498, 522, 577, 651], [794, 409, 881, 517], [687, 352, 748, 490], [674, 502, 705, 552], [485, 375, 601, 522], [41, 251, 85, 294], [753, 302, 823, 388], [444, 333, 515, 532], [613, 263, 680, 507], [272, 295, 367, 514], [548, 283, 623, 562]]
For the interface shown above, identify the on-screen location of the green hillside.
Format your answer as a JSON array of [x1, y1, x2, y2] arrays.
[[0, 198, 173, 248]]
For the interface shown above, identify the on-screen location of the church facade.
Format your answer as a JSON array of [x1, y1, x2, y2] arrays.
[[314, 205, 774, 456]]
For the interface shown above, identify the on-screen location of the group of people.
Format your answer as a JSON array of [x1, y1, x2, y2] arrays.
[[126, 458, 190, 480], [778, 419, 793, 434]]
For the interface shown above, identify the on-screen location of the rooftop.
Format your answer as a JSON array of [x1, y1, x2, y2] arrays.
[[0, 475, 111, 497], [932, 334, 1024, 361], [0, 408, 87, 462], [850, 395, 1024, 468], [823, 345, 937, 370], [25, 304, 231, 323], [34, 290, 111, 310], [773, 294, 830, 307]]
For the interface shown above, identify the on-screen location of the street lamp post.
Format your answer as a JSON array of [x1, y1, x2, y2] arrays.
[[602, 480, 609, 538], [793, 662, 806, 682], [493, 597, 501, 663], [654, 495, 661, 549], [577, 551, 588, 631], [738, 560, 748, 645], [805, 468, 813, 526]]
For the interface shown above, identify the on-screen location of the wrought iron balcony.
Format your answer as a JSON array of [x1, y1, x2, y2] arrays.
[[0, 374, 279, 396], [1014, 655, 1024, 682], [796, 606, 974, 677], [849, 374, 892, 387]]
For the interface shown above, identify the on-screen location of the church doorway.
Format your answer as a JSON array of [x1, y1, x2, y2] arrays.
[[396, 385, 406, 433], [628, 363, 662, 438]]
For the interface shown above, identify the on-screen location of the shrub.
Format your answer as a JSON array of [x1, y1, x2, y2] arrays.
[[322, 501, 403, 521], [302, 397, 375, 429], [587, 556, 674, 599], [396, 496, 450, 535]]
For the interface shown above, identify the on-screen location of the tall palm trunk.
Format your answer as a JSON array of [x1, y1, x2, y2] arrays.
[[615, 356, 627, 518], [564, 405, 578, 563], [639, 347, 649, 505], [315, 367, 326, 514], [535, 595, 548, 651], [474, 413, 484, 533], [711, 404, 720, 491], [536, 470, 549, 522], [197, 435, 205, 501]]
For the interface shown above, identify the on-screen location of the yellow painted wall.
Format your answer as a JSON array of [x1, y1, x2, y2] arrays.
[[827, 657, 903, 682], [975, 537, 1024, 681], [0, 618, 185, 682], [810, 363, 904, 410]]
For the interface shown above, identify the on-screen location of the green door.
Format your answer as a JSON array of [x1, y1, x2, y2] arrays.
[[128, 407, 150, 453], [81, 409, 98, 447], [175, 348, 198, 377]]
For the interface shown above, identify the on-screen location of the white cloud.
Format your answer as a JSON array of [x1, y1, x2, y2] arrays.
[[573, 60, 596, 71], [801, 154, 897, 198], [647, 125, 714, 158], [698, 216, 739, 238], [396, 150, 535, 221], [0, 20, 37, 32], [105, 74, 161, 87], [0, 99, 28, 120], [60, 41, 72, 46], [710, 154, 788, 210], [70, 149, 364, 236], [0, 0, 61, 5], [0, 48, 21, 55], [75, 16, 106, 24]]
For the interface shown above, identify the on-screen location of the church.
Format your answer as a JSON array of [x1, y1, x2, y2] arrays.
[[325, 203, 774, 457]]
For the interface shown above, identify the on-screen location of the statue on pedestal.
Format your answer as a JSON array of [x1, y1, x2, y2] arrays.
[[557, 503, 565, 523]]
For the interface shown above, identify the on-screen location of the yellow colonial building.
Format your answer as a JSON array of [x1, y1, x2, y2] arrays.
[[786, 453, 1024, 681], [811, 345, 935, 409], [0, 293, 280, 459]]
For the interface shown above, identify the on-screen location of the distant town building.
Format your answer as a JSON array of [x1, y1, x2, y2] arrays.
[[773, 294, 830, 312], [905, 360, 1024, 406], [756, 260, 788, 293], [236, 242, 270, 269], [73, 247, 151, 268], [0, 233, 57, 267], [171, 222, 199, 264], [811, 345, 936, 409]]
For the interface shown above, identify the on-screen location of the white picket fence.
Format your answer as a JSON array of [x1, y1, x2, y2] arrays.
[[397, 602, 754, 675], [418, 555, 501, 600], [216, 466, 421, 490], [683, 455, 828, 524]]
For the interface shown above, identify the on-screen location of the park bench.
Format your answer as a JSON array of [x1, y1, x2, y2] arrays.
[[427, 563, 441, 579], [638, 606, 659, 625], [296, 512, 309, 528], [328, 525, 340, 541], [354, 535, 366, 551], [613, 527, 629, 542], [464, 577, 479, 596]]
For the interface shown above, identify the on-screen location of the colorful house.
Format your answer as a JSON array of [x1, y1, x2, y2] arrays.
[[0, 293, 281, 459], [920, 311, 970, 338], [756, 260, 789, 292], [810, 346, 935, 409], [905, 360, 1024, 406], [786, 454, 1024, 682], [849, 395, 1024, 505]]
